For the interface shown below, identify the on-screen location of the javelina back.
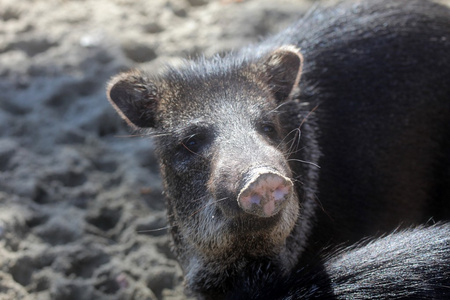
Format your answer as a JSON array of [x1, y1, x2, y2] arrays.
[[106, 0, 450, 298]]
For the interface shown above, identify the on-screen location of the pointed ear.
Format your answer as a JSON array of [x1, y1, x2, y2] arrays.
[[107, 70, 160, 128], [263, 45, 303, 103]]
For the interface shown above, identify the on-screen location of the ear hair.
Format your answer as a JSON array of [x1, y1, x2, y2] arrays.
[[107, 70, 159, 128], [263, 45, 303, 103]]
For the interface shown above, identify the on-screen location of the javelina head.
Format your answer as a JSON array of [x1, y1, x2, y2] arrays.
[[107, 46, 308, 294]]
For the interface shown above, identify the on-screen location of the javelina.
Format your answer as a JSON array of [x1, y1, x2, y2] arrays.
[[106, 0, 450, 298]]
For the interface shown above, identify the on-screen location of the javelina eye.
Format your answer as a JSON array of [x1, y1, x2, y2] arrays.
[[262, 124, 274, 133], [259, 123, 277, 138], [181, 134, 206, 154]]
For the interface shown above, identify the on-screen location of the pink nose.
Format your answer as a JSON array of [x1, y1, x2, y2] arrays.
[[237, 169, 293, 217]]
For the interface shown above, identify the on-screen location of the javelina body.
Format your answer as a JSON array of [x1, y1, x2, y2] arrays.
[[107, 0, 450, 298]]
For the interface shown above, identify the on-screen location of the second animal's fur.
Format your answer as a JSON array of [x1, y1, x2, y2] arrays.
[[227, 224, 450, 299]]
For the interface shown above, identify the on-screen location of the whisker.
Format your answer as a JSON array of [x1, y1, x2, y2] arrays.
[[291, 177, 304, 186], [181, 142, 204, 157], [313, 193, 334, 222], [283, 144, 309, 158], [146, 133, 172, 138], [278, 128, 299, 150], [287, 158, 321, 169], [189, 197, 229, 218], [114, 132, 172, 139], [137, 225, 173, 234], [263, 101, 292, 117], [286, 129, 302, 157], [114, 133, 147, 138], [299, 104, 320, 129]]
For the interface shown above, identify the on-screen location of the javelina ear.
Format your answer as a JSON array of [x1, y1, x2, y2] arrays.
[[107, 70, 159, 128], [263, 45, 303, 102]]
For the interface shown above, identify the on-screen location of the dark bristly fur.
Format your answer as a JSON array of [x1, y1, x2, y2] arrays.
[[106, 0, 450, 298], [227, 224, 450, 300]]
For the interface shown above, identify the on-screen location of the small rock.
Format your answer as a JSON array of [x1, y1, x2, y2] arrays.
[[146, 266, 177, 298], [121, 41, 157, 63], [186, 0, 209, 7], [143, 22, 164, 34], [0, 138, 19, 171], [80, 31, 104, 48]]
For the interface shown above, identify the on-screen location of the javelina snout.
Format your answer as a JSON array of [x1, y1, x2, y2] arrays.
[[238, 168, 293, 218], [208, 133, 296, 221]]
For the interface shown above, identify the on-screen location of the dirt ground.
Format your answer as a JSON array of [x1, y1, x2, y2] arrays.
[[0, 0, 316, 299]]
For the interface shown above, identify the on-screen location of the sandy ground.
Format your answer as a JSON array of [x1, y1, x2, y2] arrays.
[[0, 0, 316, 299]]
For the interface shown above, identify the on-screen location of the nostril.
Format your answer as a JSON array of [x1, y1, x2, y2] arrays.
[[249, 195, 262, 205], [237, 169, 293, 218], [273, 186, 290, 201]]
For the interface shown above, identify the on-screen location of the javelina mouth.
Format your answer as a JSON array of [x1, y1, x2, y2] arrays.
[[237, 167, 293, 218]]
